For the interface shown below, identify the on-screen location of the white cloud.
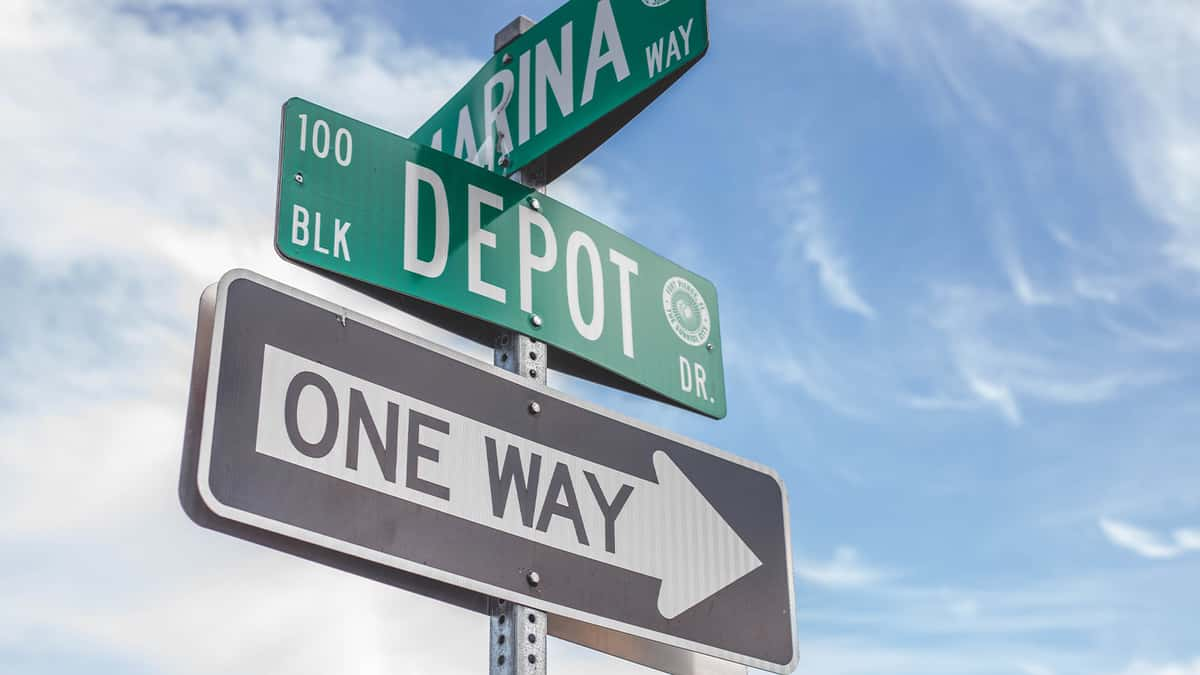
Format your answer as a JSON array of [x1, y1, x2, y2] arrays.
[[0, 386, 496, 675], [1099, 519, 1177, 559], [738, 269, 1157, 426], [778, 638, 1078, 675], [0, 396, 182, 537], [1099, 518, 1200, 560], [785, 556, 1199, 675], [741, 5, 1197, 428], [778, 173, 875, 319], [1117, 659, 1200, 675], [796, 573, 1131, 644], [767, 349, 871, 419], [0, 2, 643, 673], [810, 0, 1200, 428], [916, 282, 1166, 425], [963, 370, 1022, 424], [995, 224, 1057, 307], [1176, 529, 1200, 548], [837, 0, 1200, 274], [957, 1, 1200, 273], [0, 0, 476, 277], [0, 389, 656, 675], [948, 597, 979, 619], [549, 164, 634, 234], [795, 547, 889, 589], [0, 0, 497, 409], [902, 393, 981, 413]]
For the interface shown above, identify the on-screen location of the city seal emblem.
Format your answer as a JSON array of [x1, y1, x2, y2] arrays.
[[662, 276, 711, 347], [641, 0, 672, 6]]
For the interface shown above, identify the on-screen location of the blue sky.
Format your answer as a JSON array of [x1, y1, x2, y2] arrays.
[[2, 1, 1198, 674]]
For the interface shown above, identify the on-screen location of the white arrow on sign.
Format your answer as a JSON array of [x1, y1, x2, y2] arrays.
[[255, 345, 761, 618]]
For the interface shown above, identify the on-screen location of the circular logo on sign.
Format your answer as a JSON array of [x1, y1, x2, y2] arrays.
[[662, 277, 711, 347], [641, 0, 671, 6]]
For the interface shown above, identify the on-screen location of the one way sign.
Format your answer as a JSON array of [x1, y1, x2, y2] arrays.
[[180, 270, 796, 672], [257, 343, 758, 618]]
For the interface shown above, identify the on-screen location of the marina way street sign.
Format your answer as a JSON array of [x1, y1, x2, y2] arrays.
[[277, 97, 726, 419], [411, 0, 708, 182], [181, 269, 797, 672]]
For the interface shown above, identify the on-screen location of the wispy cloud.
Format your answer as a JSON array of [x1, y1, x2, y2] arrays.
[[962, 370, 1022, 424], [787, 639, 1065, 675], [788, 571, 1145, 675], [920, 284, 1161, 425], [1116, 659, 1200, 675], [836, 0, 1200, 275], [810, 0, 1200, 430], [777, 172, 875, 319], [741, 5, 1200, 431], [953, 1, 1200, 274], [1099, 518, 1200, 560], [0, 0, 477, 277], [995, 223, 1057, 307], [0, 0, 500, 410], [549, 165, 633, 234], [0, 3, 620, 674], [795, 547, 889, 589]]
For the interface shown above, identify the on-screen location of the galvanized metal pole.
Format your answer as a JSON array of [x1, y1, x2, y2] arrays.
[[491, 15, 548, 675]]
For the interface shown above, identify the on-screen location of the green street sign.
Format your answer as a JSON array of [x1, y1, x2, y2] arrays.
[[411, 0, 708, 183], [276, 98, 726, 419]]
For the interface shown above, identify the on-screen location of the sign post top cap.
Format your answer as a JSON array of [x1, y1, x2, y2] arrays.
[[494, 15, 536, 52]]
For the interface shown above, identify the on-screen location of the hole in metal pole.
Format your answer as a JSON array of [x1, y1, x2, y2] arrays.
[[498, 634, 506, 645], [498, 655, 506, 666], [529, 351, 537, 360], [527, 634, 536, 644], [528, 654, 537, 664], [498, 615, 506, 625], [527, 613, 536, 624]]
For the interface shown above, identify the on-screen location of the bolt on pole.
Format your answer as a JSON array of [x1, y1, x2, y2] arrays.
[[490, 14, 549, 675]]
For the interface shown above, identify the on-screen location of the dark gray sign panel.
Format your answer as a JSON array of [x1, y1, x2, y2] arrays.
[[179, 269, 796, 672]]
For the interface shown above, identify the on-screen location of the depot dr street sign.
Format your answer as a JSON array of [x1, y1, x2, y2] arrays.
[[411, 0, 708, 182], [180, 269, 796, 672], [276, 97, 726, 419]]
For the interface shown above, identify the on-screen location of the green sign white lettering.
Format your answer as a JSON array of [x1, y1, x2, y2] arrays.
[[411, 0, 708, 182], [277, 98, 726, 418]]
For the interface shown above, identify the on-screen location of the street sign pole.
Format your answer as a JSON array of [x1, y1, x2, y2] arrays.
[[491, 16, 549, 675], [485, 14, 751, 675]]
